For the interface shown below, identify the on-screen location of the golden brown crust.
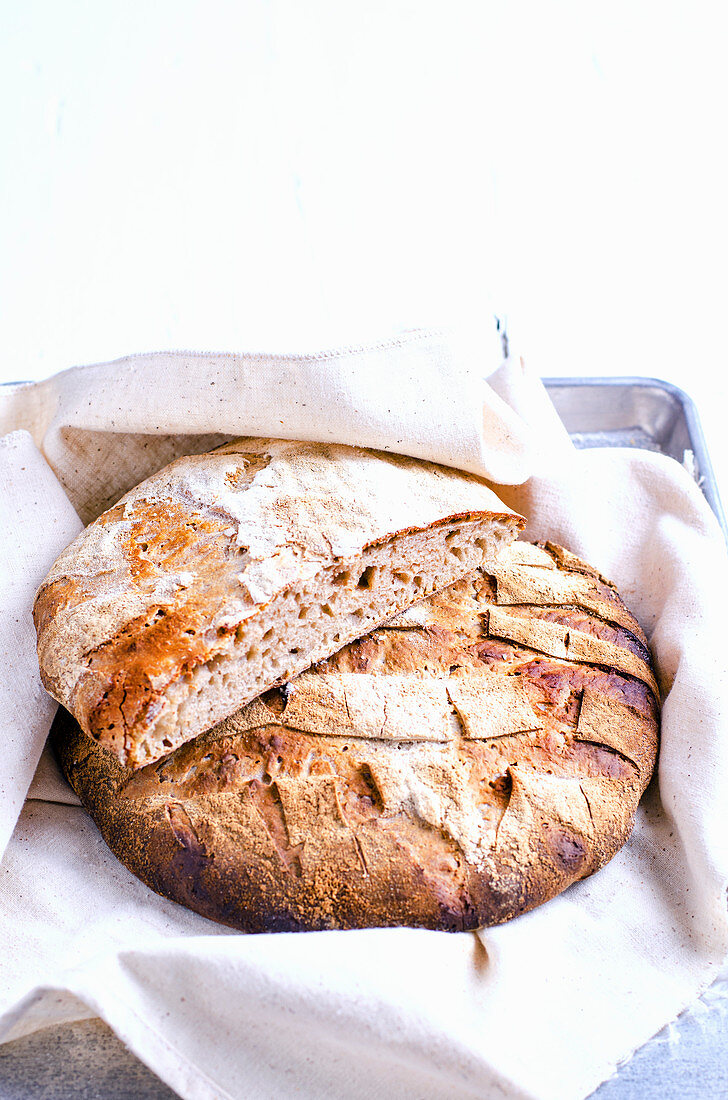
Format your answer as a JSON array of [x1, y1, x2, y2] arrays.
[[53, 540, 659, 933], [35, 439, 521, 767]]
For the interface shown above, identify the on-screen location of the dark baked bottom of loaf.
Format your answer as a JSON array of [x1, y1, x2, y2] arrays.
[[52, 541, 660, 933]]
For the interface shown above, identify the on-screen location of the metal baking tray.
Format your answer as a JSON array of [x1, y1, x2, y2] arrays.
[[1, 375, 726, 1100], [544, 376, 727, 538]]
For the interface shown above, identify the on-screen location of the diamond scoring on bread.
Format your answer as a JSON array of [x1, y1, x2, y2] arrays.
[[35, 439, 522, 769], [52, 540, 659, 933]]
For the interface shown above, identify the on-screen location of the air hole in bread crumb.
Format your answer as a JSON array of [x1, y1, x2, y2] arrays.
[[262, 772, 272, 785], [298, 607, 308, 619], [262, 628, 274, 642], [333, 571, 351, 586], [162, 738, 172, 748], [322, 604, 335, 617], [489, 774, 511, 795], [450, 547, 464, 561], [358, 566, 377, 589], [394, 571, 411, 583]]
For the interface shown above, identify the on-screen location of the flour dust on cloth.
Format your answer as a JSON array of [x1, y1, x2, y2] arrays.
[[1, 332, 727, 1100]]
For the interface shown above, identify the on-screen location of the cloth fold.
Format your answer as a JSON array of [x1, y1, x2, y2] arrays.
[[0, 330, 551, 524], [1, 332, 727, 1100], [0, 432, 83, 854]]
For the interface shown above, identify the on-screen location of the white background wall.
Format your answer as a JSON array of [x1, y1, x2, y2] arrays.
[[2, 1, 726, 508]]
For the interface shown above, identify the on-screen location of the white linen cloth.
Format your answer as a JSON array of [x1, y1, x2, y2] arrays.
[[0, 330, 726, 1100]]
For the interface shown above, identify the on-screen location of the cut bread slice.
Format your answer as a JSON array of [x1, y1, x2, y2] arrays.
[[35, 438, 523, 768]]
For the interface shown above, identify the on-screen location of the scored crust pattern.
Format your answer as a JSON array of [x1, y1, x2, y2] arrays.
[[53, 540, 660, 933]]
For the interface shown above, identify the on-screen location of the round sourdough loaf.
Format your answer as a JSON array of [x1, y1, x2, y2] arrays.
[[35, 438, 522, 770], [53, 540, 659, 933]]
